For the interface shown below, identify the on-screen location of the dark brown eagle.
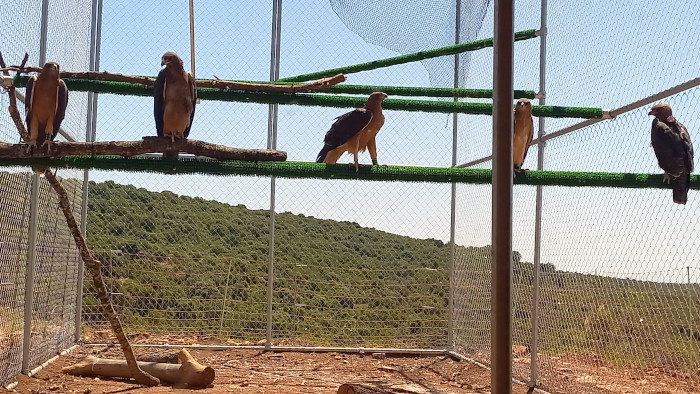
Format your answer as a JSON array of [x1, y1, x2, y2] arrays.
[[154, 51, 196, 143], [649, 103, 694, 204], [316, 92, 387, 171]]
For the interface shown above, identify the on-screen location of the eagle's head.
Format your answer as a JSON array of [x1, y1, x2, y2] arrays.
[[41, 62, 60, 76], [161, 51, 183, 68], [367, 91, 388, 106], [649, 103, 672, 118], [515, 98, 532, 113]]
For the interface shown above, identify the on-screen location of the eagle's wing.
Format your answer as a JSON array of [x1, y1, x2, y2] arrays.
[[521, 115, 534, 164], [678, 121, 694, 173], [153, 68, 166, 137], [651, 118, 689, 176], [316, 108, 372, 163], [51, 79, 68, 141], [183, 72, 196, 139], [652, 117, 694, 204], [24, 75, 36, 134]]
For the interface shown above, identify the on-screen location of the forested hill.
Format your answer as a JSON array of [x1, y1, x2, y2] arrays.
[[86, 180, 451, 266]]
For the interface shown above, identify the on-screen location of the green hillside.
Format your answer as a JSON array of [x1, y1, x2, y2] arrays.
[[83, 180, 700, 372]]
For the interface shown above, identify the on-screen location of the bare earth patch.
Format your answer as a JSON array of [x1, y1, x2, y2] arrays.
[[6, 332, 699, 393]]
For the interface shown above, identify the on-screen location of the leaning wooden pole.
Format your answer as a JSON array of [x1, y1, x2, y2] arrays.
[[0, 51, 158, 387], [43, 169, 159, 386]]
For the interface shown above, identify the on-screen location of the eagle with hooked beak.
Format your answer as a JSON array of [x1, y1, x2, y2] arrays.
[[154, 51, 196, 144]]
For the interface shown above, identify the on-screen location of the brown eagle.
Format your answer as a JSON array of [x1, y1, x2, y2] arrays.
[[25, 62, 68, 152], [316, 92, 387, 171], [649, 103, 694, 204], [154, 51, 196, 143], [513, 98, 534, 174]]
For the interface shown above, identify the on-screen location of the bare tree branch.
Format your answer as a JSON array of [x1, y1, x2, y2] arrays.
[[0, 137, 287, 161], [43, 169, 160, 387], [9, 66, 346, 93]]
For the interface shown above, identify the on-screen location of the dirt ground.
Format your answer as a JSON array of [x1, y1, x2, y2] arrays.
[[5, 333, 699, 393]]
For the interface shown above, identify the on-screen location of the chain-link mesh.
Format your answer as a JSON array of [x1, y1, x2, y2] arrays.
[[81, 0, 455, 352], [0, 0, 90, 385], [452, 0, 700, 391], [2, 0, 696, 391]]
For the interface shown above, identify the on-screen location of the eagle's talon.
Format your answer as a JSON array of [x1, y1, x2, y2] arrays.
[[662, 173, 674, 184], [25, 141, 37, 153], [41, 139, 52, 150]]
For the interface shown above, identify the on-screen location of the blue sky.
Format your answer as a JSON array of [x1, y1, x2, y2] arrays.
[[2, 0, 700, 283]]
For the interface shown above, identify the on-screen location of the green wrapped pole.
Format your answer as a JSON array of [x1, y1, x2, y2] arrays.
[[13, 75, 535, 99], [278, 29, 539, 82], [0, 156, 695, 190], [11, 77, 601, 119]]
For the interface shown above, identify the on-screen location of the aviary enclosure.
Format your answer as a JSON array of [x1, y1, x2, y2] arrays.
[[0, 0, 699, 393]]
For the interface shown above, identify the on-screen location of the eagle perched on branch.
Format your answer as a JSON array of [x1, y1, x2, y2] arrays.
[[25, 62, 68, 152], [316, 92, 387, 171], [649, 103, 694, 205], [154, 51, 196, 143], [513, 98, 534, 175]]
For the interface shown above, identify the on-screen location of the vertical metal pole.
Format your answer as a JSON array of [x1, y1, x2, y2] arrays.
[[189, 0, 196, 79], [530, 0, 547, 388], [688, 267, 691, 285], [492, 0, 514, 391], [23, 0, 51, 374], [22, 178, 40, 374], [447, 0, 462, 352], [265, 0, 282, 350], [76, 0, 102, 342]]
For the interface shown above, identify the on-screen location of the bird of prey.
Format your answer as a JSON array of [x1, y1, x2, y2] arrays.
[[316, 92, 387, 171], [24, 62, 68, 152], [154, 51, 196, 144], [513, 98, 534, 175], [649, 103, 694, 204]]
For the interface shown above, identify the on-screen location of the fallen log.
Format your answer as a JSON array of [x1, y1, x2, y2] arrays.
[[63, 349, 215, 388], [0, 137, 287, 161], [337, 383, 391, 394]]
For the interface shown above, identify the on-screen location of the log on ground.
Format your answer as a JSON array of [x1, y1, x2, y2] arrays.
[[63, 349, 215, 388], [337, 383, 393, 394]]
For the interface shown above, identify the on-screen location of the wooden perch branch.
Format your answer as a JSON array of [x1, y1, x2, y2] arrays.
[[0, 137, 287, 161], [44, 169, 159, 387], [0, 51, 30, 143], [10, 65, 346, 93], [63, 349, 215, 388]]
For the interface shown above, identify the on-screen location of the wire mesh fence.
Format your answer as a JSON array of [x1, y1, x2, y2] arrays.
[[0, 0, 90, 385], [2, 0, 700, 392]]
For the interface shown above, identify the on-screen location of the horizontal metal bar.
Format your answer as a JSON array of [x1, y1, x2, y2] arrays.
[[85, 343, 447, 356], [445, 351, 553, 394], [27, 344, 79, 377]]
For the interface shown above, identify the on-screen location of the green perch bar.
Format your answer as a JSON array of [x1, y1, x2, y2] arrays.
[[12, 77, 601, 119], [0, 156, 694, 190], [278, 29, 539, 82]]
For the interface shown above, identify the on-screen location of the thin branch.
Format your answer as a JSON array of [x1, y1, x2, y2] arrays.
[[43, 169, 159, 387], [0, 137, 288, 161], [10, 66, 346, 93], [0, 52, 30, 143]]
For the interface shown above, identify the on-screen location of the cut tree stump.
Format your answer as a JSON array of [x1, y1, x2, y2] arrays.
[[63, 349, 215, 388]]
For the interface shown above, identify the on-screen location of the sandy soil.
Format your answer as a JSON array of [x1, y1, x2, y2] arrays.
[[5, 332, 699, 393]]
